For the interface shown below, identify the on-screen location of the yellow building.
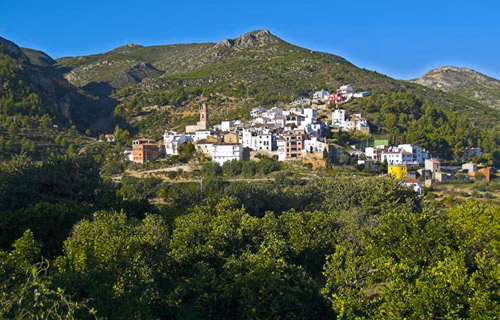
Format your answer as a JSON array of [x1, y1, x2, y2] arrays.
[[223, 132, 239, 144], [388, 165, 407, 180]]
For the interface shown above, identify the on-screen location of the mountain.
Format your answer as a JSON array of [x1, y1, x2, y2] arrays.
[[1, 31, 498, 160], [55, 41, 214, 89], [56, 30, 393, 94], [21, 47, 56, 67], [55, 30, 498, 132], [1, 37, 116, 128], [0, 36, 118, 159], [411, 66, 500, 110]]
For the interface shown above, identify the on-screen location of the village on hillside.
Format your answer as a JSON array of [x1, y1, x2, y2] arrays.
[[117, 84, 494, 194]]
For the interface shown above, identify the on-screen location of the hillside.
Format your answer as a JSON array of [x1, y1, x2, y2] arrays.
[[56, 30, 399, 96], [1, 31, 499, 160], [54, 30, 498, 135], [21, 47, 56, 67], [0, 36, 114, 159], [411, 66, 500, 110]]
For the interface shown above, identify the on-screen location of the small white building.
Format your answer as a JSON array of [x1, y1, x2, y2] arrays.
[[123, 150, 134, 161], [285, 113, 306, 128], [404, 179, 422, 195], [303, 136, 328, 153], [195, 140, 214, 156], [425, 159, 441, 173], [398, 144, 429, 163], [277, 139, 287, 161], [250, 106, 267, 118], [211, 144, 244, 165], [338, 84, 354, 95], [353, 91, 371, 98], [303, 122, 323, 136], [331, 109, 346, 127], [242, 129, 274, 151], [303, 108, 317, 125], [164, 131, 191, 156], [381, 151, 414, 165], [253, 117, 270, 125], [191, 130, 213, 142], [313, 89, 329, 101], [220, 120, 234, 132], [262, 107, 283, 119], [462, 162, 478, 173]]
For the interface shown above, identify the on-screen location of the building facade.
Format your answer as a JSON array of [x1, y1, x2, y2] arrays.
[[211, 144, 244, 165], [132, 139, 160, 163]]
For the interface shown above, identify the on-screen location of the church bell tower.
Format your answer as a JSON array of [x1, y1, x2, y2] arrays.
[[199, 103, 210, 129]]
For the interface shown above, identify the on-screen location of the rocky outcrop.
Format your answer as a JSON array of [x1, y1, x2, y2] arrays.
[[411, 66, 500, 110], [215, 29, 279, 50], [109, 43, 143, 54]]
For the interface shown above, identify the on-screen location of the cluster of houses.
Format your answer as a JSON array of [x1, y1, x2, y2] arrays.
[[124, 98, 371, 167], [120, 85, 494, 194], [385, 157, 493, 194], [311, 85, 371, 105], [285, 85, 371, 108]]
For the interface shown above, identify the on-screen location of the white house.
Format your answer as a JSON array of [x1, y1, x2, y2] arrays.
[[331, 109, 346, 127], [303, 136, 328, 153], [338, 84, 354, 94], [397, 144, 429, 163], [332, 111, 369, 133], [404, 179, 422, 195], [285, 113, 306, 128], [313, 89, 329, 101], [425, 159, 441, 172], [303, 122, 323, 136], [195, 140, 214, 156], [211, 144, 243, 165], [123, 150, 134, 161], [242, 129, 274, 151], [462, 162, 478, 173], [381, 151, 414, 165], [163, 131, 191, 156], [192, 130, 213, 142], [303, 108, 317, 125], [250, 106, 267, 118], [220, 120, 234, 132], [353, 91, 371, 98], [262, 107, 284, 119]]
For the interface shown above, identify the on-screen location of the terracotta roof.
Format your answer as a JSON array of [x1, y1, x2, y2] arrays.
[[405, 179, 420, 183], [286, 113, 304, 117], [196, 139, 215, 145]]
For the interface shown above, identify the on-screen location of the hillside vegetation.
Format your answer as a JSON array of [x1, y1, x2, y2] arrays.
[[411, 66, 500, 110], [55, 30, 499, 131], [1, 31, 499, 162], [0, 37, 114, 159], [0, 154, 499, 319]]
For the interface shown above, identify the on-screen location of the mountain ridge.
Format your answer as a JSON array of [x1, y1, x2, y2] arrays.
[[2, 31, 499, 136], [411, 66, 500, 110]]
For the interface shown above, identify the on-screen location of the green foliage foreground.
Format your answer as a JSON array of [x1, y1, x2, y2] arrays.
[[0, 156, 499, 319]]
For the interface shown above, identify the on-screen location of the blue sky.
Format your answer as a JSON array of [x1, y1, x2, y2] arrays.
[[1, 0, 499, 79]]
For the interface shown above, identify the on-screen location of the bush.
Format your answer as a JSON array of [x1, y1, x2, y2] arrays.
[[201, 162, 222, 178]]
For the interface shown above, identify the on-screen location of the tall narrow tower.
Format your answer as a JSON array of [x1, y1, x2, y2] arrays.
[[199, 103, 210, 130]]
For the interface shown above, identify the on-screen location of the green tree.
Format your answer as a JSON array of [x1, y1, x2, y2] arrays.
[[55, 212, 172, 319], [0, 231, 95, 319]]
